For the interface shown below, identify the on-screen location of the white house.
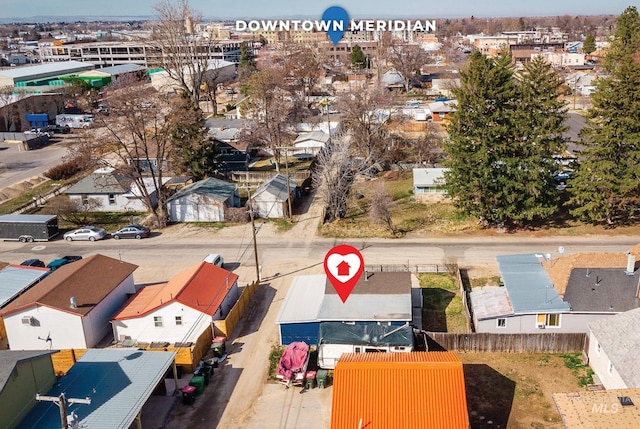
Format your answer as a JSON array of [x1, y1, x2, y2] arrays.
[[65, 168, 162, 212], [0, 255, 138, 350], [588, 308, 640, 389], [293, 131, 329, 157], [111, 262, 240, 345], [250, 174, 298, 219], [166, 177, 241, 223], [412, 168, 448, 202]]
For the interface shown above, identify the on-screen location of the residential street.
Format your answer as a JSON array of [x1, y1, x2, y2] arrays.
[[2, 192, 640, 428]]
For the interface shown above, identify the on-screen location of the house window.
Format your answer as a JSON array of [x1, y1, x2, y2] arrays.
[[108, 194, 116, 205], [175, 316, 182, 326], [81, 194, 89, 205], [608, 361, 613, 374], [354, 347, 361, 353], [536, 313, 561, 328], [378, 321, 391, 326], [154, 316, 163, 327], [596, 342, 601, 355], [497, 318, 507, 328]]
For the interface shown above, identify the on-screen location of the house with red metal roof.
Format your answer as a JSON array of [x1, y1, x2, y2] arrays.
[[331, 352, 469, 429], [111, 262, 239, 345], [0, 254, 138, 351]]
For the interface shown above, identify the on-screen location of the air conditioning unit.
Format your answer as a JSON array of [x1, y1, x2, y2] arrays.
[[21, 316, 33, 325], [537, 323, 546, 329]]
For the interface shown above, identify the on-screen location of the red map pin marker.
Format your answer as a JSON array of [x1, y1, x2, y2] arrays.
[[324, 244, 365, 303]]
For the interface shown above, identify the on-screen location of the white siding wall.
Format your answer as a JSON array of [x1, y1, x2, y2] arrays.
[[82, 275, 137, 347], [167, 194, 226, 222], [475, 313, 615, 334], [68, 194, 148, 212], [112, 302, 212, 344], [588, 331, 628, 389], [255, 200, 286, 219], [318, 343, 412, 369], [5, 306, 86, 350]]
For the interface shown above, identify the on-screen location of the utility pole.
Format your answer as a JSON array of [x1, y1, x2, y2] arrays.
[[244, 185, 261, 283], [276, 147, 293, 222], [36, 392, 91, 429]]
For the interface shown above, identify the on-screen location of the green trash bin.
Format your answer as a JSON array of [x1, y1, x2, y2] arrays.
[[316, 370, 328, 389], [189, 375, 205, 394], [305, 371, 316, 389]]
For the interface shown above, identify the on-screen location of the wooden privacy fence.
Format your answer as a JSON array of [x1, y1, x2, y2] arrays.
[[213, 281, 259, 338], [427, 332, 588, 353], [229, 171, 310, 184]]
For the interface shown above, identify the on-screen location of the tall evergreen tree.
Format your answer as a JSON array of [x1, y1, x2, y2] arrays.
[[350, 45, 366, 69], [444, 52, 567, 227], [443, 51, 519, 226], [583, 34, 596, 55], [568, 6, 640, 225], [509, 56, 568, 222]]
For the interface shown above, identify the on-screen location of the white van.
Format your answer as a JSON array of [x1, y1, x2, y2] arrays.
[[203, 253, 224, 268]]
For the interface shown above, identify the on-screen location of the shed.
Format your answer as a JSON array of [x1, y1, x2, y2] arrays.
[[16, 349, 175, 429], [0, 351, 56, 429], [249, 174, 297, 219], [166, 177, 240, 222], [331, 352, 469, 429]]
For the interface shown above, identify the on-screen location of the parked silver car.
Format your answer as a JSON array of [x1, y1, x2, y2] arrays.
[[63, 226, 107, 242]]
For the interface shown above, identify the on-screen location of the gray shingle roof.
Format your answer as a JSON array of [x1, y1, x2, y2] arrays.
[[166, 177, 237, 203], [252, 174, 297, 202], [497, 254, 571, 313], [65, 172, 132, 195], [589, 308, 640, 388], [17, 349, 176, 429], [564, 268, 640, 312]]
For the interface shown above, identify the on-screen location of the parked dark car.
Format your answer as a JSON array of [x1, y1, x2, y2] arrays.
[[111, 224, 150, 240], [20, 259, 46, 268], [47, 255, 82, 271], [44, 124, 71, 134]]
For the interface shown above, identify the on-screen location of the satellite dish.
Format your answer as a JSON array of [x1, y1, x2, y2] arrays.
[[558, 246, 565, 255]]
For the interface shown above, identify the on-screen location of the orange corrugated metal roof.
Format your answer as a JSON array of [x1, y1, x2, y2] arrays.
[[331, 352, 469, 429], [113, 262, 238, 319]]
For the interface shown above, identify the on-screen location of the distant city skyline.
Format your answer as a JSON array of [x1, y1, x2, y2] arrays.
[[1, 0, 634, 21]]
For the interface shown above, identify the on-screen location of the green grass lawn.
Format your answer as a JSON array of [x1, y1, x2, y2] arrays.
[[419, 273, 468, 333]]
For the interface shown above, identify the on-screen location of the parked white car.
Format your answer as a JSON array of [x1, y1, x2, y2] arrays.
[[203, 253, 224, 268], [63, 226, 107, 242]]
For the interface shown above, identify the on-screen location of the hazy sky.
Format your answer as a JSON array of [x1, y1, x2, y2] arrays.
[[2, 0, 634, 20]]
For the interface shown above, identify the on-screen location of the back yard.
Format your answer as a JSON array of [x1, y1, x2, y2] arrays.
[[460, 352, 593, 429], [419, 272, 468, 332]]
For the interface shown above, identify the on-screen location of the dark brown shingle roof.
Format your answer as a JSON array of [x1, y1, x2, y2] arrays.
[[0, 254, 137, 317]]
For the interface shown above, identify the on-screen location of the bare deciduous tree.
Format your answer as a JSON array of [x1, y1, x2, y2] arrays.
[[368, 181, 396, 235], [150, 0, 218, 107], [48, 196, 103, 226], [242, 69, 295, 172], [90, 76, 204, 227], [386, 43, 429, 93], [336, 85, 392, 161]]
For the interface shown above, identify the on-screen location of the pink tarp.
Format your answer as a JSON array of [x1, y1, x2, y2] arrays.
[[277, 341, 309, 381]]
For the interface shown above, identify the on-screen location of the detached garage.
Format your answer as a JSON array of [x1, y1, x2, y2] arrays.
[[166, 178, 240, 223]]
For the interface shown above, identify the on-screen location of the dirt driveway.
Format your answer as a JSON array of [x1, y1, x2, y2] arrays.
[[164, 192, 332, 429]]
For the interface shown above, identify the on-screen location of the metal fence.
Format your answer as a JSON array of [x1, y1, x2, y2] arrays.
[[364, 264, 449, 274], [426, 332, 588, 353]]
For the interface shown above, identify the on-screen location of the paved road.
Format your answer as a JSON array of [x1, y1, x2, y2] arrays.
[[0, 137, 70, 191], [1, 227, 638, 283]]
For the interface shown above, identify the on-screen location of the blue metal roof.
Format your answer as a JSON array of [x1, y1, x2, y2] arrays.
[[96, 63, 146, 75], [0, 265, 49, 308], [0, 61, 93, 79], [497, 254, 571, 313], [17, 349, 175, 429], [0, 214, 57, 223]]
